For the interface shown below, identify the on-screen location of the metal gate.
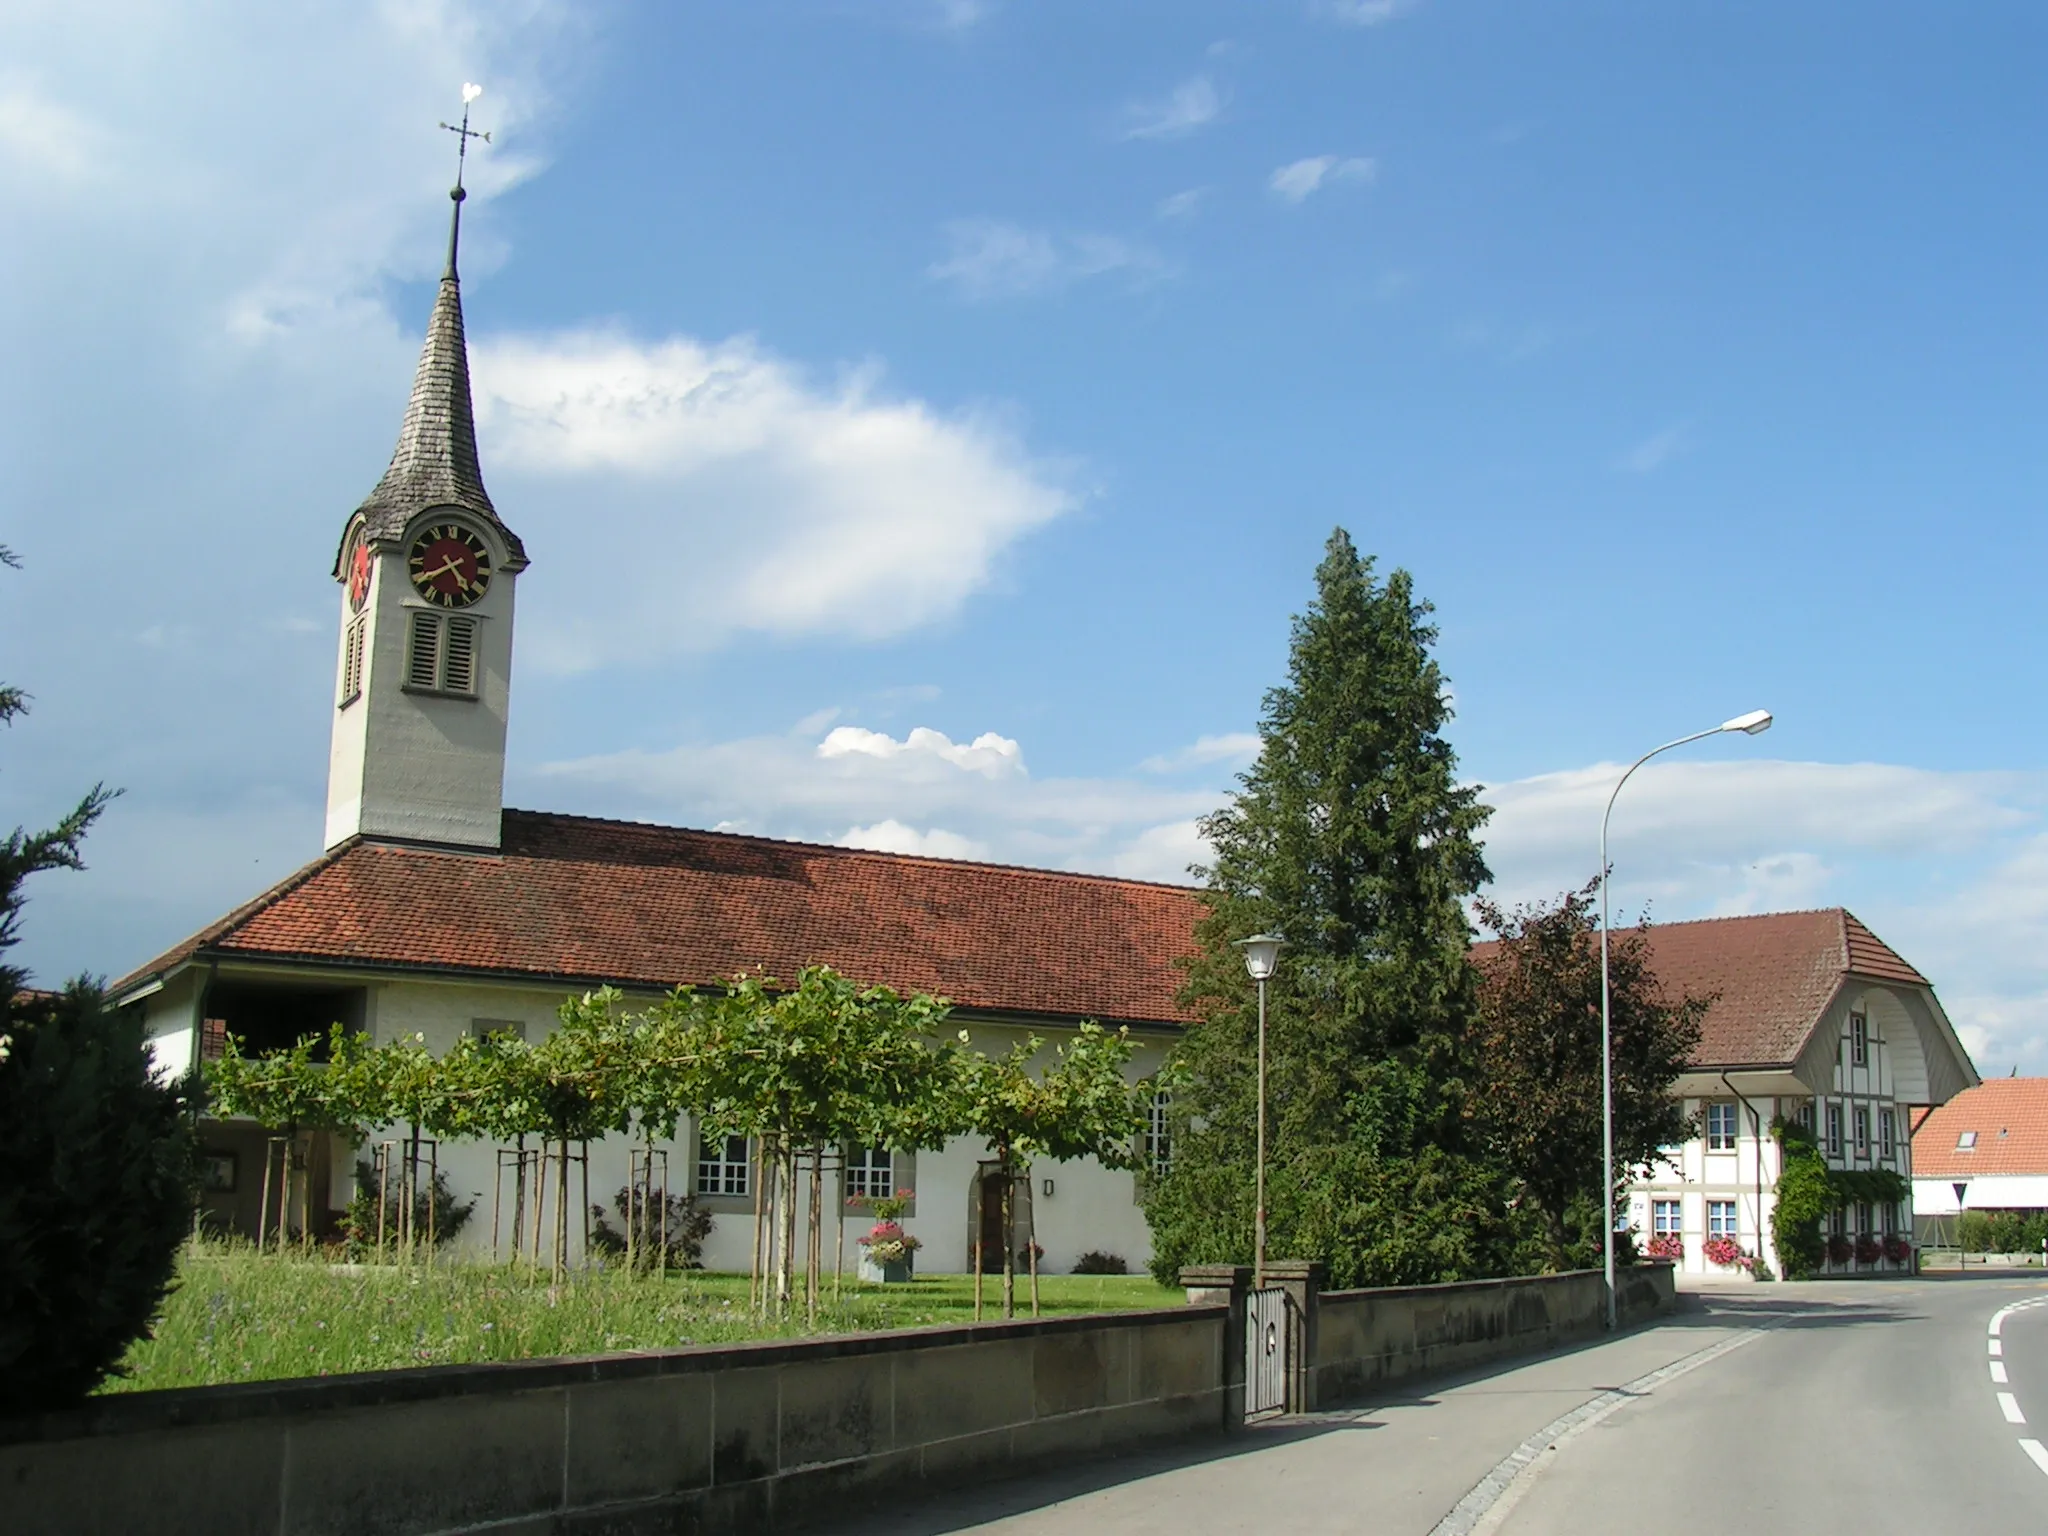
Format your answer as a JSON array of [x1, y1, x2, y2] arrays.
[[1246, 1286, 1289, 1417]]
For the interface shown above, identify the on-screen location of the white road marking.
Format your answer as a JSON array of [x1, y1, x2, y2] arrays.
[[1993, 1362, 2010, 1383], [2000, 1392, 2026, 1424], [2023, 1440, 2048, 1477], [1991, 1338, 2003, 1356]]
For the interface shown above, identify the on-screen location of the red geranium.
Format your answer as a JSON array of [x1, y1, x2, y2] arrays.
[[1882, 1235, 1912, 1265], [1702, 1235, 1747, 1268], [1854, 1234, 1882, 1266], [1825, 1233, 1854, 1265], [1645, 1233, 1683, 1261]]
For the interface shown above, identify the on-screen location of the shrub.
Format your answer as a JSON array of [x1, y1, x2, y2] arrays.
[[1825, 1232, 1854, 1265], [1882, 1235, 1911, 1265], [1072, 1250, 1129, 1275], [341, 1159, 474, 1256], [0, 982, 199, 1412], [1957, 1211, 1994, 1254], [1853, 1234, 1882, 1266], [589, 1186, 712, 1271], [1988, 1211, 2029, 1256]]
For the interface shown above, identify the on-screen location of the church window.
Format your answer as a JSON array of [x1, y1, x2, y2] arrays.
[[339, 615, 367, 707], [846, 1147, 894, 1199], [696, 1133, 750, 1198], [404, 610, 479, 698]]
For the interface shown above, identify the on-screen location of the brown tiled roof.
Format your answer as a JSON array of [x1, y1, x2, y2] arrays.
[[1474, 908, 1930, 1070], [1912, 1080, 2048, 1178], [115, 811, 1206, 1027]]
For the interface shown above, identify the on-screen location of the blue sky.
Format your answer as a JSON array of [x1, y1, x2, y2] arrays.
[[3, 3, 2045, 1068]]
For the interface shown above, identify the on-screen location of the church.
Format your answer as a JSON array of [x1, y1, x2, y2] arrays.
[[110, 173, 1196, 1276]]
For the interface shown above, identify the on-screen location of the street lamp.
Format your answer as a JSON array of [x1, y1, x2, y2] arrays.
[[1236, 934, 1285, 1289], [1598, 710, 1771, 1328]]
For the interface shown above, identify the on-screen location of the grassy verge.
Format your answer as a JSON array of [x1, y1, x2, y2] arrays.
[[108, 1246, 1181, 1394]]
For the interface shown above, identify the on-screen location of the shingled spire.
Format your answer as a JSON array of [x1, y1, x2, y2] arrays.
[[336, 105, 525, 574]]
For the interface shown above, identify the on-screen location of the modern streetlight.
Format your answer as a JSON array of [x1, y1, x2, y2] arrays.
[[1599, 709, 1772, 1328], [1237, 934, 1286, 1290]]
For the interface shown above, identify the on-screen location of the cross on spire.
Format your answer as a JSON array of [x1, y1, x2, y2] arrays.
[[436, 83, 490, 279]]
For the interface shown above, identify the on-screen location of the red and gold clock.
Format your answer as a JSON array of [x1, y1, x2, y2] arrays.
[[346, 538, 373, 611], [407, 523, 492, 609]]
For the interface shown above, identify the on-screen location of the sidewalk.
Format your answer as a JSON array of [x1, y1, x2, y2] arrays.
[[834, 1300, 1759, 1536]]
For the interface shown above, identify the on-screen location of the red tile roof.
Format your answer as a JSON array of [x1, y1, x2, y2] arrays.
[[1911, 1080, 2048, 1178], [115, 811, 1208, 1028], [1474, 908, 1930, 1070]]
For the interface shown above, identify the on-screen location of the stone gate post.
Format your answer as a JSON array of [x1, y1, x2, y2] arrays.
[[1261, 1259, 1325, 1412], [1180, 1264, 1252, 1429]]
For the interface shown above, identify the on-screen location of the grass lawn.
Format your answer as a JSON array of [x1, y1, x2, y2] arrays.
[[108, 1246, 1183, 1394]]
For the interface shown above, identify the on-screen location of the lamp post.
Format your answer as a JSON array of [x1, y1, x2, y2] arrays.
[[1599, 709, 1772, 1329], [1236, 934, 1285, 1290]]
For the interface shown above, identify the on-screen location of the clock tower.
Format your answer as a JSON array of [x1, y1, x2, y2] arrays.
[[324, 123, 526, 852]]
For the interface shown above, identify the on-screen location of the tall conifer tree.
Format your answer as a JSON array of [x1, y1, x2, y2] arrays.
[[1145, 530, 1505, 1286]]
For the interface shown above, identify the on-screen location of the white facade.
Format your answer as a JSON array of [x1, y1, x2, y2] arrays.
[[141, 969, 1171, 1276], [1627, 980, 1945, 1278]]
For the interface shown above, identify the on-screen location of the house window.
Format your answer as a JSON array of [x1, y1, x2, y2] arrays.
[[1829, 1208, 1845, 1237], [1885, 1202, 1901, 1236], [1707, 1200, 1738, 1238], [1850, 1012, 1868, 1067], [1826, 1102, 1843, 1156], [845, 1147, 894, 1200], [1706, 1102, 1738, 1151], [200, 1017, 228, 1062], [405, 611, 479, 697], [339, 614, 367, 707], [1853, 1105, 1870, 1156], [1652, 1199, 1682, 1236], [1879, 1108, 1895, 1159], [695, 1134, 750, 1198], [1958, 1130, 1978, 1150], [1796, 1100, 1815, 1133], [1855, 1201, 1872, 1236], [1146, 1088, 1172, 1176]]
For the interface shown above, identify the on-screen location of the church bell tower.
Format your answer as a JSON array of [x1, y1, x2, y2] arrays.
[[325, 96, 526, 852]]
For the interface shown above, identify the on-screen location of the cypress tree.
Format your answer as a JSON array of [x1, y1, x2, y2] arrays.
[[1145, 530, 1505, 1287]]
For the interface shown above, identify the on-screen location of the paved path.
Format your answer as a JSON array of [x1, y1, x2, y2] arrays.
[[841, 1275, 2048, 1536]]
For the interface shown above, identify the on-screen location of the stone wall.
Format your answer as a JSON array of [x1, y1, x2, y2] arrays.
[[0, 1306, 1234, 1536], [1308, 1263, 1676, 1407]]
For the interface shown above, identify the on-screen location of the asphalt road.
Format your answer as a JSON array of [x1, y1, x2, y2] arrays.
[[839, 1276, 2048, 1536]]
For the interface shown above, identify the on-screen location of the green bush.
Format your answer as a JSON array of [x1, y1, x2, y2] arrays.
[[1071, 1250, 1129, 1275], [0, 982, 199, 1412], [588, 1186, 712, 1271], [1771, 1121, 1830, 1279], [340, 1158, 474, 1256]]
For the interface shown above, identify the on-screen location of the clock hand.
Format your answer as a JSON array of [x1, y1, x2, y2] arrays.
[[421, 556, 465, 585]]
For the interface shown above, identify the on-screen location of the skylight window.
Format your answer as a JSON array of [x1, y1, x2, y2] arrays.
[[1958, 1131, 1978, 1150]]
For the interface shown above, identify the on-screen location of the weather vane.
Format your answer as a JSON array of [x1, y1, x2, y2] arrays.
[[439, 82, 490, 196]]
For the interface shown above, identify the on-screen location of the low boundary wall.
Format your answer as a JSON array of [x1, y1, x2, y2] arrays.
[[0, 1264, 1673, 1534], [0, 1305, 1236, 1536]]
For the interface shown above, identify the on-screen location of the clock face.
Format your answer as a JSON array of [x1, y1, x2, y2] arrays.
[[408, 523, 492, 608], [346, 539, 373, 611]]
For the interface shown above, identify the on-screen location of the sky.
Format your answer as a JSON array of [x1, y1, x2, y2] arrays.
[[2, 2, 2045, 1070]]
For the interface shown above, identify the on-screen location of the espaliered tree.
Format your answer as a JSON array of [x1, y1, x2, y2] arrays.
[[953, 1022, 1153, 1318], [1469, 883, 1706, 1270], [1145, 529, 1509, 1288]]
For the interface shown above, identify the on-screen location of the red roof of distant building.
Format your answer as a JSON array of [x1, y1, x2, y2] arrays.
[[1474, 908, 1930, 1070], [113, 810, 1209, 1028], [1911, 1080, 2048, 1178]]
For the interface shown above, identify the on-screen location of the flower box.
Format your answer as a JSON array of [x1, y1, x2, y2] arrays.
[[1882, 1235, 1912, 1266], [858, 1253, 914, 1284], [1702, 1235, 1747, 1269], [1645, 1233, 1684, 1262]]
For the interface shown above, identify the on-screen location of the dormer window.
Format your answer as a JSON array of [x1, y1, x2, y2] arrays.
[[1958, 1130, 1978, 1150], [405, 611, 479, 697]]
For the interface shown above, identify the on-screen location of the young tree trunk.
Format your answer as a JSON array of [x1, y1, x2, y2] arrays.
[[511, 1136, 526, 1263], [834, 1152, 846, 1302], [778, 1141, 799, 1315], [554, 1136, 570, 1284], [807, 1148, 823, 1327], [256, 1137, 275, 1253], [1027, 1176, 1040, 1317], [275, 1135, 294, 1256], [1000, 1161, 1016, 1319], [750, 1135, 767, 1315], [375, 1142, 390, 1263]]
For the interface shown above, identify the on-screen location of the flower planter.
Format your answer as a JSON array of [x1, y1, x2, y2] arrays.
[[858, 1254, 914, 1284]]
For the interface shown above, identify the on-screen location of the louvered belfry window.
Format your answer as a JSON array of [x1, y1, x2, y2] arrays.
[[338, 615, 367, 707], [406, 611, 441, 690], [403, 611, 480, 698]]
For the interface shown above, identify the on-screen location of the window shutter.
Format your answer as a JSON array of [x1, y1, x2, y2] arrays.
[[407, 611, 440, 690], [339, 615, 367, 705], [443, 616, 477, 695]]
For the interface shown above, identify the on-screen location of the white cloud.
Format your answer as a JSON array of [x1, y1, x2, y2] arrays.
[[1121, 76, 1222, 141], [471, 328, 1075, 671], [1615, 425, 1687, 474], [1140, 732, 1261, 774], [838, 820, 990, 861], [818, 725, 1025, 778], [1316, 0, 1418, 24], [1269, 154, 1376, 204], [1156, 187, 1209, 221], [927, 219, 1166, 300]]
